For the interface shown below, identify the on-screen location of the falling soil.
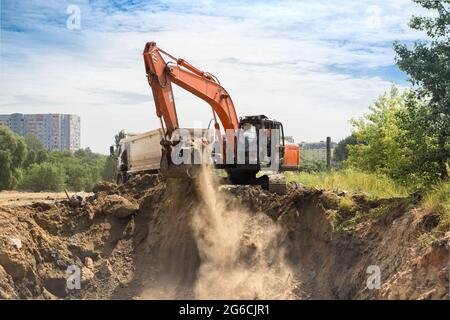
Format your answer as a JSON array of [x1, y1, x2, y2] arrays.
[[0, 172, 448, 300]]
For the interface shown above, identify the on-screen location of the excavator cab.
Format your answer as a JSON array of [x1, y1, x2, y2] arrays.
[[222, 115, 298, 193], [238, 115, 286, 170]]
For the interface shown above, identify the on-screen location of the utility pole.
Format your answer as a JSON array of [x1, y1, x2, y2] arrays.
[[326, 136, 331, 170]]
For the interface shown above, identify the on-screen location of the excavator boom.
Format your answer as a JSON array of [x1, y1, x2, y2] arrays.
[[143, 42, 239, 137]]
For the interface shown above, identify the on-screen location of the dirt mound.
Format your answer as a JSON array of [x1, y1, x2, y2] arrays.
[[0, 172, 448, 299]]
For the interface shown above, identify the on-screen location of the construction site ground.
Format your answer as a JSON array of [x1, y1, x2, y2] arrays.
[[0, 191, 69, 207], [0, 173, 448, 300]]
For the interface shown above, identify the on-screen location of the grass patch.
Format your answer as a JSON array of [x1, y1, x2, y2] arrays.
[[422, 181, 450, 232], [286, 169, 409, 199], [335, 211, 364, 232], [339, 195, 357, 212]]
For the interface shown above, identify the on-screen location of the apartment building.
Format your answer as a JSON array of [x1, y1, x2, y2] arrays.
[[0, 113, 80, 151], [299, 140, 337, 161]]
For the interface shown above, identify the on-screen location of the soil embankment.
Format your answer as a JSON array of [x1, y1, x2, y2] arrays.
[[0, 173, 448, 299]]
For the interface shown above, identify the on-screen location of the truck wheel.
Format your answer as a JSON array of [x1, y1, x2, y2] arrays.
[[116, 173, 126, 184], [126, 173, 134, 182]]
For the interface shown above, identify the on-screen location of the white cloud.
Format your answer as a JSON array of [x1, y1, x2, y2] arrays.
[[0, 0, 427, 153]]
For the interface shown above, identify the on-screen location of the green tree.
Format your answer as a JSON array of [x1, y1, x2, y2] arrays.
[[20, 162, 66, 192], [102, 156, 116, 182], [74, 147, 100, 165], [114, 130, 126, 157], [0, 127, 27, 190], [24, 134, 44, 151], [0, 128, 112, 191], [333, 135, 358, 163], [23, 134, 48, 168], [105, 130, 125, 179], [394, 0, 450, 180], [396, 92, 449, 185], [300, 158, 327, 173], [346, 87, 413, 184], [63, 160, 93, 191], [115, 130, 125, 148], [48, 149, 107, 191]]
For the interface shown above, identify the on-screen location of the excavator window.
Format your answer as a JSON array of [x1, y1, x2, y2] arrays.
[[280, 123, 285, 147], [242, 123, 257, 142]]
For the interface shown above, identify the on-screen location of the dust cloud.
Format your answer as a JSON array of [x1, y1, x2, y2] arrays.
[[191, 165, 297, 299]]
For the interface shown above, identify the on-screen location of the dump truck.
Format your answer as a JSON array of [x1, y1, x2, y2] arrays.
[[113, 128, 213, 183], [113, 129, 163, 184]]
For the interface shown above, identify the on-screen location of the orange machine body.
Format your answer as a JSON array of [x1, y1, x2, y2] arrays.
[[283, 144, 300, 169]]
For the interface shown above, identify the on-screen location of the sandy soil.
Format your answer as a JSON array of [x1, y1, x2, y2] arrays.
[[0, 173, 448, 300], [0, 191, 69, 206]]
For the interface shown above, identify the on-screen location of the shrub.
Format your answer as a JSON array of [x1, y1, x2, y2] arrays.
[[20, 162, 66, 192]]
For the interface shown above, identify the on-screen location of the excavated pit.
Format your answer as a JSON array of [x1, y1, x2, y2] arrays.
[[0, 173, 448, 300]]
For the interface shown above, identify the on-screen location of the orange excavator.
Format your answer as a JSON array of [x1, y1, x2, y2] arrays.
[[142, 42, 300, 193]]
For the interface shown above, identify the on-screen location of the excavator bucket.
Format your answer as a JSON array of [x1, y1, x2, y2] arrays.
[[159, 131, 212, 179], [160, 149, 203, 179]]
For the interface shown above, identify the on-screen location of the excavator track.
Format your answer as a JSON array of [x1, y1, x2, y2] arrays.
[[224, 170, 287, 195]]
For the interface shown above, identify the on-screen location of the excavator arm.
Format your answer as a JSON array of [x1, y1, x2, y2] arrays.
[[143, 42, 239, 137]]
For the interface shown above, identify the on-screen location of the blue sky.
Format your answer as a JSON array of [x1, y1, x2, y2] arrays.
[[0, 0, 428, 153]]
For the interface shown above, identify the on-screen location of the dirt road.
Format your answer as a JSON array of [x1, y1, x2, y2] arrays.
[[0, 174, 448, 299], [0, 191, 68, 207]]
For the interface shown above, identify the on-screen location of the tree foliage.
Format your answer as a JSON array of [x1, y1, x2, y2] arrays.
[[101, 129, 125, 181], [114, 129, 126, 157], [348, 0, 450, 187], [102, 156, 116, 182], [333, 135, 359, 163], [0, 127, 113, 192], [20, 162, 66, 192], [0, 127, 27, 190], [347, 86, 448, 186], [300, 158, 327, 173], [46, 148, 107, 191], [23, 134, 48, 168], [397, 92, 449, 184], [346, 88, 414, 183], [393, 0, 450, 180]]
